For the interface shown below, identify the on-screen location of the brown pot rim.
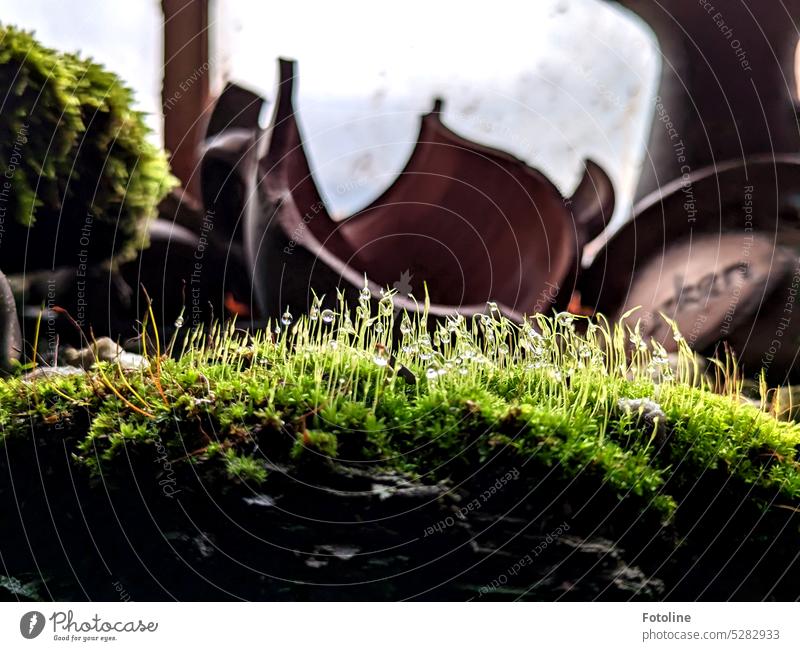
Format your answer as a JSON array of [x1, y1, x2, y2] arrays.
[[582, 153, 800, 313]]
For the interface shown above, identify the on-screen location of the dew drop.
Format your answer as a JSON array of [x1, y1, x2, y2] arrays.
[[281, 308, 293, 326], [379, 295, 394, 316], [321, 309, 335, 324], [342, 314, 356, 334], [174, 316, 184, 329]]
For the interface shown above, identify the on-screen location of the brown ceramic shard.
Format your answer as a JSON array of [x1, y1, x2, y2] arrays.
[[619, 231, 795, 351], [583, 157, 800, 315], [202, 59, 615, 323], [583, 157, 800, 378], [584, 2, 800, 377], [0, 271, 21, 374], [608, 0, 800, 203]]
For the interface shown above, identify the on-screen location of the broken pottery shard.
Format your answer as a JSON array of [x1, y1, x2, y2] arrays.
[[201, 82, 264, 253], [608, 0, 800, 203], [568, 159, 615, 248], [0, 271, 20, 374], [584, 2, 800, 379], [206, 82, 265, 139], [202, 60, 615, 322], [615, 232, 796, 356], [582, 158, 800, 380]]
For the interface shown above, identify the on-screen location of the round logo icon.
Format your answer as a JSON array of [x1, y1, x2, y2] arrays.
[[20, 611, 45, 639]]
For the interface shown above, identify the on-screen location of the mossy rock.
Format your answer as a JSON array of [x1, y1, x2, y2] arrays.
[[2, 304, 800, 599]]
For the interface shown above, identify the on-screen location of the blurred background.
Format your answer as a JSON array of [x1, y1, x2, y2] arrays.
[[1, 0, 657, 231]]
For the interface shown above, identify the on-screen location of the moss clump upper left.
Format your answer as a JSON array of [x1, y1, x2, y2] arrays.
[[0, 24, 177, 271]]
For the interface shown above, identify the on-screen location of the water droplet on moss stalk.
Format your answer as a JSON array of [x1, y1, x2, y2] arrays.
[[556, 313, 574, 329], [359, 286, 371, 303], [321, 309, 335, 324], [281, 309, 293, 326], [426, 366, 439, 380], [174, 316, 184, 329], [379, 295, 394, 316], [309, 307, 319, 321], [400, 316, 412, 335]]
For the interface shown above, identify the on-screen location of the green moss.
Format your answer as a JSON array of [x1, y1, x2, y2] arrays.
[[292, 430, 339, 461], [224, 448, 268, 484], [61, 53, 176, 261], [1, 297, 800, 523], [0, 25, 81, 222], [0, 24, 177, 270]]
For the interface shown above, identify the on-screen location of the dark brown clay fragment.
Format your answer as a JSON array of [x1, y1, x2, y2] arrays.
[[202, 60, 615, 322], [586, 2, 800, 377]]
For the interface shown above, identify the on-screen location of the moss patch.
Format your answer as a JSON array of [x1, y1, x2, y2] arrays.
[[0, 24, 177, 270], [1, 298, 799, 525]]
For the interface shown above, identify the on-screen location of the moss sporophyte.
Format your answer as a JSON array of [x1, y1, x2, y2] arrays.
[[2, 290, 800, 522]]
